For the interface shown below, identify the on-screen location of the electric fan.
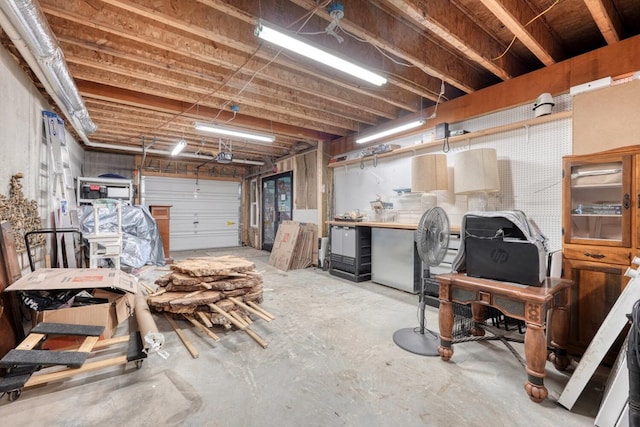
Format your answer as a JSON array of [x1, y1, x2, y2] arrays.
[[393, 206, 450, 356]]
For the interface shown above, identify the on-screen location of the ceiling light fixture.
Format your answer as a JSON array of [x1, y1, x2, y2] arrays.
[[171, 139, 187, 156], [194, 122, 275, 143], [356, 119, 425, 144], [232, 158, 265, 166], [255, 20, 387, 87]]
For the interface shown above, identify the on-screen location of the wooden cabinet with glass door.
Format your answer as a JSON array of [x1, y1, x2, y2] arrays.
[[562, 147, 636, 357]]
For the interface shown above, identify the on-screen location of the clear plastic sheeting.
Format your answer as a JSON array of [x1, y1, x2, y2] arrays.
[[79, 204, 165, 268]]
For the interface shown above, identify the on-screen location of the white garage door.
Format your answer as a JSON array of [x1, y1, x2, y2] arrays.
[[143, 176, 240, 251]]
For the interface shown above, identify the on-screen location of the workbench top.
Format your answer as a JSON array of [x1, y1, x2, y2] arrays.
[[327, 220, 460, 233]]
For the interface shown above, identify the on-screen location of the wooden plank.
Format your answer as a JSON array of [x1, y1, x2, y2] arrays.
[[196, 311, 213, 328], [246, 301, 275, 320], [55, 335, 130, 351], [182, 314, 219, 341], [595, 335, 629, 427], [16, 334, 46, 351], [0, 221, 25, 344], [228, 297, 272, 322], [243, 327, 268, 349], [77, 336, 100, 353], [230, 311, 250, 327], [170, 256, 255, 277], [208, 303, 267, 348], [164, 313, 199, 359], [558, 266, 640, 409], [0, 222, 22, 284], [24, 355, 129, 387], [208, 303, 246, 329], [150, 290, 222, 312]]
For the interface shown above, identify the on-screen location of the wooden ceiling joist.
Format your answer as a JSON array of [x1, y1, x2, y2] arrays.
[[479, 0, 565, 66]]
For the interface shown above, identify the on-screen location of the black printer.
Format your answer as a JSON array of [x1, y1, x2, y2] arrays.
[[453, 211, 547, 286]]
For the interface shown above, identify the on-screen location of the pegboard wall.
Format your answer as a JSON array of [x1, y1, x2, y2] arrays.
[[334, 94, 573, 252]]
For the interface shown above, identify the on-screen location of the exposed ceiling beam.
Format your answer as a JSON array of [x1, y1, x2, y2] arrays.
[[383, 0, 528, 81], [287, 0, 492, 93], [85, 0, 422, 109], [40, 0, 417, 117], [584, 0, 622, 44], [479, 0, 565, 66], [76, 81, 334, 142]]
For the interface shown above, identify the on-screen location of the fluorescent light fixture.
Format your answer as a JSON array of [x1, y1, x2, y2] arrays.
[[232, 158, 265, 166], [356, 119, 425, 144], [255, 20, 387, 87], [171, 139, 187, 156], [194, 122, 275, 143]]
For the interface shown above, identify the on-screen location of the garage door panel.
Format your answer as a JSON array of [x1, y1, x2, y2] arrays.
[[143, 176, 240, 251]]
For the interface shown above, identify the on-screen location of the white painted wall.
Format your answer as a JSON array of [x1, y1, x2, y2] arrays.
[[0, 44, 83, 226], [334, 95, 573, 252]]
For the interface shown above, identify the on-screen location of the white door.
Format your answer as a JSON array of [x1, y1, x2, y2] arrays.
[[143, 176, 240, 251]]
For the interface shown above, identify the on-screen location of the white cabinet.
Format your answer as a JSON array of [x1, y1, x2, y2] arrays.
[[77, 177, 133, 205], [371, 228, 420, 293]]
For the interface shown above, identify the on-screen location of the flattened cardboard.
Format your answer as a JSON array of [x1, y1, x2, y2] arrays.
[[5, 268, 137, 294], [268, 221, 301, 271], [6, 268, 137, 341]]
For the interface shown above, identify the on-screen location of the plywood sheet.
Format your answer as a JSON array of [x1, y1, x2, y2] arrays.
[[573, 79, 640, 155]]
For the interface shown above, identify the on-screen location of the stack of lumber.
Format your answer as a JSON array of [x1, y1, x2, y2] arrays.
[[146, 255, 274, 354], [147, 255, 264, 326], [268, 221, 318, 271]]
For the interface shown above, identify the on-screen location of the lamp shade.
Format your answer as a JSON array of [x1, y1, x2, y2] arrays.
[[411, 154, 448, 192], [453, 148, 500, 194]]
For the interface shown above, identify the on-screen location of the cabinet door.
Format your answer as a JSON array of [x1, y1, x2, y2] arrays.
[[563, 258, 629, 353], [342, 228, 356, 258], [563, 154, 631, 247], [330, 226, 343, 256]]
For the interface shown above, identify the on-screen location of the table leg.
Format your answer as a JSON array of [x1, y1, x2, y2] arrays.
[[548, 304, 571, 371], [524, 322, 548, 403], [470, 303, 486, 336], [438, 300, 454, 361]]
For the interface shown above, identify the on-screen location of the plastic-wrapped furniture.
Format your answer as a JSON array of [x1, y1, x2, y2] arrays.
[[85, 199, 122, 269]]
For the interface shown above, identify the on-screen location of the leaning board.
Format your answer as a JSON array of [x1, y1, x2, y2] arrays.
[[558, 264, 640, 409]]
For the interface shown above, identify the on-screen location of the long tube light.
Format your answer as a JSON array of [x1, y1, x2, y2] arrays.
[[171, 140, 187, 156], [255, 20, 387, 87], [232, 158, 265, 166], [356, 119, 425, 144], [194, 122, 275, 143]]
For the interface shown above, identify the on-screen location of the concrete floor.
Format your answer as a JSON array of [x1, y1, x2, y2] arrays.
[[0, 247, 606, 426]]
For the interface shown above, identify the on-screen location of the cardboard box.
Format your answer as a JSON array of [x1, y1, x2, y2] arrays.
[[6, 268, 137, 340], [268, 221, 301, 271]]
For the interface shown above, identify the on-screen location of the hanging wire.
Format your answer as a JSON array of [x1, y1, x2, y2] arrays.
[[493, 0, 562, 61]]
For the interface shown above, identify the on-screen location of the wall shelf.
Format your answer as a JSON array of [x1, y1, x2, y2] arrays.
[[328, 110, 572, 168]]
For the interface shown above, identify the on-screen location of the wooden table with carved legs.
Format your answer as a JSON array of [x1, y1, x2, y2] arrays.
[[435, 273, 573, 403]]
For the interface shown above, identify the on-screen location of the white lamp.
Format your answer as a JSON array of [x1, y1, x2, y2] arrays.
[[255, 20, 387, 87], [454, 148, 500, 211], [411, 154, 448, 212], [194, 122, 275, 143]]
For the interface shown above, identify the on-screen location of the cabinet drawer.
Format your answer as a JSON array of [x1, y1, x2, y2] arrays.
[[563, 244, 631, 265]]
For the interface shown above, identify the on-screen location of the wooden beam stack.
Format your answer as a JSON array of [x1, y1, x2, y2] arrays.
[[146, 255, 272, 350]]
